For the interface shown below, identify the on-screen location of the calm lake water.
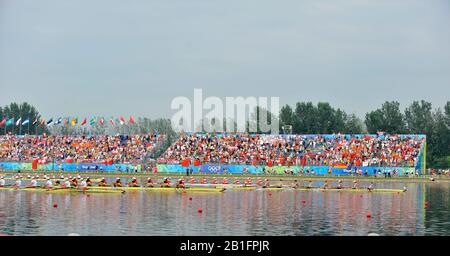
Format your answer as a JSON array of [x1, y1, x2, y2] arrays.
[[0, 181, 448, 236]]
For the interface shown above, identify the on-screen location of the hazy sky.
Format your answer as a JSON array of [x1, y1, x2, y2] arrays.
[[1, 0, 449, 119]]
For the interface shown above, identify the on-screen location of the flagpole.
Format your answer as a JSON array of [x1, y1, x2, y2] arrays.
[[35, 123, 38, 136]]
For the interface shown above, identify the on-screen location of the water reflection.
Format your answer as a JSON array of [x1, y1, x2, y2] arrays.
[[0, 182, 447, 236]]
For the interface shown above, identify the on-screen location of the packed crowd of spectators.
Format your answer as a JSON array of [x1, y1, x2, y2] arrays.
[[159, 133, 425, 167], [0, 134, 164, 164]]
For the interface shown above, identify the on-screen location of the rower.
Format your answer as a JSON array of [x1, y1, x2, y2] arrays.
[[256, 178, 263, 186], [0, 176, 5, 187], [367, 182, 374, 191], [86, 177, 92, 186], [146, 177, 155, 187], [13, 176, 21, 189], [336, 180, 343, 189], [44, 178, 53, 189], [222, 177, 229, 184], [161, 177, 171, 187], [60, 175, 64, 180], [55, 180, 61, 186], [200, 177, 208, 184], [292, 179, 300, 189], [306, 180, 313, 189], [234, 178, 241, 185], [98, 177, 108, 187], [277, 179, 283, 188], [211, 177, 218, 185], [128, 177, 139, 187], [62, 178, 71, 189], [27, 175, 31, 180], [72, 177, 78, 187], [26, 176, 38, 188], [113, 177, 123, 187], [262, 179, 270, 188], [176, 179, 185, 189], [79, 178, 87, 190], [352, 180, 359, 189], [244, 177, 252, 186], [189, 177, 196, 184], [322, 180, 329, 189]]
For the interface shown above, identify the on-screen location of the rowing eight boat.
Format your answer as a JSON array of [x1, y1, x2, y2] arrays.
[[255, 187, 406, 193], [89, 186, 225, 193], [0, 187, 124, 194]]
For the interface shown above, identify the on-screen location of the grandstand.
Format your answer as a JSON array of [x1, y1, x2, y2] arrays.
[[157, 133, 426, 176], [0, 133, 426, 175], [0, 134, 164, 172]]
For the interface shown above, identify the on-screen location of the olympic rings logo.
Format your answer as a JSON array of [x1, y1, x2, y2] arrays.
[[207, 166, 221, 172]]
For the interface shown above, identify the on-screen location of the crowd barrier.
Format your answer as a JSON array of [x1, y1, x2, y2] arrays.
[[156, 164, 419, 176], [0, 162, 142, 172], [0, 162, 418, 176]]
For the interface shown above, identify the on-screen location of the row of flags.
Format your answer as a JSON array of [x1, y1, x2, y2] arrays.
[[0, 116, 135, 127]]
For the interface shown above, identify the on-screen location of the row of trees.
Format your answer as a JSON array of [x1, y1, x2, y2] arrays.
[[279, 102, 364, 134]]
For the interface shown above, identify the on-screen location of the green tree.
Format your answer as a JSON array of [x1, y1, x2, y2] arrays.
[[293, 102, 317, 133], [444, 101, 450, 129], [315, 102, 335, 133], [428, 108, 450, 168], [1, 102, 48, 135], [365, 101, 405, 134], [404, 100, 433, 134], [279, 105, 294, 131], [345, 113, 364, 134], [333, 108, 347, 133], [247, 106, 277, 134]]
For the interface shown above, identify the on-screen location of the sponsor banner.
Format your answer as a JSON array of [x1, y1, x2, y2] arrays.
[[0, 162, 141, 172], [0, 162, 415, 176], [155, 164, 417, 176]]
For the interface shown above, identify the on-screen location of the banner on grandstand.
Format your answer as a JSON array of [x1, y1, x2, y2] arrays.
[[155, 164, 417, 176], [0, 162, 142, 172]]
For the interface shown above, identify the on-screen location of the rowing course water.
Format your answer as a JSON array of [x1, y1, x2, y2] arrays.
[[0, 182, 448, 236]]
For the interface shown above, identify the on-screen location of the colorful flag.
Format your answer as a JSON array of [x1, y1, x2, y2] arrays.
[[6, 118, 14, 127], [22, 119, 30, 126], [54, 118, 62, 125], [46, 118, 53, 125], [72, 118, 78, 126], [90, 118, 96, 125], [81, 118, 87, 126], [110, 119, 115, 126], [0, 119, 6, 127], [65, 118, 69, 126], [16, 118, 22, 126], [129, 116, 135, 124], [119, 116, 125, 125], [32, 118, 39, 125], [40, 119, 46, 126], [181, 159, 190, 167], [99, 118, 104, 125]]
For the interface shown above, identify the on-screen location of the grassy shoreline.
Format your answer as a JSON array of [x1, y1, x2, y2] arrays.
[[1, 169, 449, 183]]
